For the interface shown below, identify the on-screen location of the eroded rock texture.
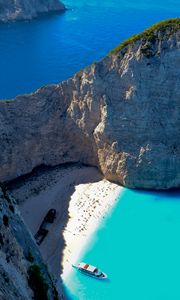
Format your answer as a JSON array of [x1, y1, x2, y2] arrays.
[[0, 0, 65, 22], [0, 21, 180, 189], [0, 186, 61, 299]]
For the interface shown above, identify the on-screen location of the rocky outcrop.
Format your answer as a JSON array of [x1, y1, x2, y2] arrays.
[[0, 185, 61, 299], [0, 19, 180, 189], [0, 0, 65, 22]]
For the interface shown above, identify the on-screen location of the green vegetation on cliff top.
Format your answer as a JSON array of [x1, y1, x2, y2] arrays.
[[109, 18, 180, 56]]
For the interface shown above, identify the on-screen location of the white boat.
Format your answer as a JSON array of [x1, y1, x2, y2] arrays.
[[73, 262, 108, 279]]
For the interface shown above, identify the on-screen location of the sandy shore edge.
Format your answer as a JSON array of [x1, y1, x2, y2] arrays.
[[8, 165, 123, 288], [62, 179, 122, 279]]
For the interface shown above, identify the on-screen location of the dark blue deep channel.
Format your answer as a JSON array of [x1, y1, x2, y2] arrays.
[[0, 0, 179, 99]]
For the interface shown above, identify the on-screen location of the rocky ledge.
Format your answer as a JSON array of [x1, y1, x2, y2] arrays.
[[0, 184, 61, 299], [0, 18, 180, 189], [0, 0, 66, 22]]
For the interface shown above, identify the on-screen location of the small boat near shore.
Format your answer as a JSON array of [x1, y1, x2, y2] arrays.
[[72, 262, 108, 280]]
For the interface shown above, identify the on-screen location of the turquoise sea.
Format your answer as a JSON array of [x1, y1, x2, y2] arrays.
[[0, 1, 179, 299], [0, 0, 180, 99], [64, 188, 180, 300]]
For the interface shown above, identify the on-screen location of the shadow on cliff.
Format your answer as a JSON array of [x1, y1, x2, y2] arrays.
[[6, 163, 103, 298]]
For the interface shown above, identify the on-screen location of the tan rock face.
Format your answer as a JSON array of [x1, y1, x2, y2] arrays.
[[0, 0, 65, 22], [0, 26, 179, 189]]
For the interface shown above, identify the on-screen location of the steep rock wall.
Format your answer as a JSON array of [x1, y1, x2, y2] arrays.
[[0, 0, 65, 22], [0, 20, 180, 189], [0, 185, 62, 299]]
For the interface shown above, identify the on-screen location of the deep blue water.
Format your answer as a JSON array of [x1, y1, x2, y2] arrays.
[[0, 1, 179, 299], [64, 188, 180, 300], [0, 0, 180, 99]]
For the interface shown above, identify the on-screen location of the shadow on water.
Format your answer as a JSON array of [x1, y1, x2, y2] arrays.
[[131, 187, 180, 201], [63, 288, 74, 300]]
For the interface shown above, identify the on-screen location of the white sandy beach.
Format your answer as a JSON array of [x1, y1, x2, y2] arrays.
[[8, 164, 122, 284]]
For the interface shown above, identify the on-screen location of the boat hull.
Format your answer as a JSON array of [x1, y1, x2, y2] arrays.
[[79, 269, 108, 279], [72, 263, 108, 279]]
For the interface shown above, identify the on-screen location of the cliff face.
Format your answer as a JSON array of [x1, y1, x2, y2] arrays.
[[0, 0, 65, 22], [0, 19, 180, 189], [0, 185, 61, 299]]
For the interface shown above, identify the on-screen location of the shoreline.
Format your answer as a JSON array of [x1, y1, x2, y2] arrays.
[[8, 164, 122, 285], [62, 178, 122, 280]]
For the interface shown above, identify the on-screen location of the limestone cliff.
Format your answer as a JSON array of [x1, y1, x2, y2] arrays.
[[0, 19, 180, 189], [0, 0, 65, 22], [0, 185, 61, 299]]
